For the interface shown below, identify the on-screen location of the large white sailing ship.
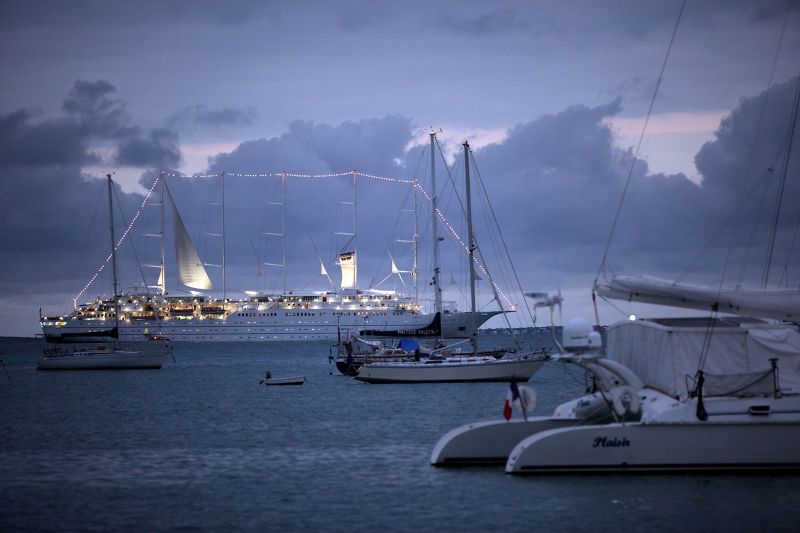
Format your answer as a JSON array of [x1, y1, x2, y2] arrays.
[[41, 134, 509, 342]]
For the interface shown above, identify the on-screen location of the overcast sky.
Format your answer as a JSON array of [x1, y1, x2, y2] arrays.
[[1, 0, 799, 336]]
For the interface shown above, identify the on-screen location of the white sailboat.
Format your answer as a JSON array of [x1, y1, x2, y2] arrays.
[[355, 139, 546, 384], [38, 174, 170, 371]]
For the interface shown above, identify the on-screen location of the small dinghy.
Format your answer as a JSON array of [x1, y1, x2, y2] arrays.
[[260, 371, 305, 386]]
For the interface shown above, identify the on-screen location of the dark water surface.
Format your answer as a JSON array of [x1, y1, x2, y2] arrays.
[[1, 336, 798, 531]]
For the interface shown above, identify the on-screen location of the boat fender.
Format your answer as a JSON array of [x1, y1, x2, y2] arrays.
[[611, 385, 641, 417]]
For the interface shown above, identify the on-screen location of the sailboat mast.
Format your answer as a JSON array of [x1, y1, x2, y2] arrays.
[[106, 173, 120, 344], [463, 142, 478, 352], [413, 180, 419, 304], [107, 174, 119, 299], [221, 171, 226, 300], [282, 172, 287, 295], [430, 132, 443, 317]]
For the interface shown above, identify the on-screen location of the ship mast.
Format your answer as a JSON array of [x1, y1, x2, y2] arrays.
[[463, 142, 478, 352], [430, 132, 443, 319], [221, 171, 226, 300], [159, 173, 166, 295], [353, 170, 359, 288]]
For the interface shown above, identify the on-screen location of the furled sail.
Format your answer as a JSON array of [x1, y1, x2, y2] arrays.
[[339, 251, 357, 289], [165, 183, 213, 290], [597, 275, 800, 321], [156, 266, 164, 293]]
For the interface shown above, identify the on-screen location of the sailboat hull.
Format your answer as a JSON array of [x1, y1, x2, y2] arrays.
[[37, 350, 168, 370], [354, 356, 545, 384]]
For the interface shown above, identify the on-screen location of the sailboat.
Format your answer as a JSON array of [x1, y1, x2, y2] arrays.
[[354, 140, 547, 384], [37, 174, 170, 370]]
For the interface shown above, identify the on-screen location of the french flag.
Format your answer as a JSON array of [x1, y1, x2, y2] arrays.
[[503, 379, 521, 421]]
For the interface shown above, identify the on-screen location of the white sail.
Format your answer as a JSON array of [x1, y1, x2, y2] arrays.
[[157, 266, 164, 293], [339, 251, 357, 289], [597, 275, 800, 321], [320, 261, 328, 277], [165, 184, 212, 290]]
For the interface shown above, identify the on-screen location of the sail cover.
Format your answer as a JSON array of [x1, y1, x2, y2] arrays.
[[607, 318, 800, 398], [597, 275, 800, 321], [165, 184, 212, 290], [339, 251, 357, 289]]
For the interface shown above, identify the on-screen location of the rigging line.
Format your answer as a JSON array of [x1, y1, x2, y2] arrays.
[[734, 1, 792, 286], [476, 177, 520, 320], [594, 0, 686, 285], [674, 136, 791, 283], [777, 213, 800, 288], [473, 158, 537, 327], [762, 72, 800, 288], [736, 166, 778, 287]]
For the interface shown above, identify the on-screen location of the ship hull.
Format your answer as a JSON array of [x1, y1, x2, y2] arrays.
[[42, 310, 502, 342]]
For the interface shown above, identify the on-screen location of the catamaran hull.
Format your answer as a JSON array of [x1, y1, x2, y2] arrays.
[[354, 357, 545, 384], [431, 393, 616, 465], [506, 421, 800, 474], [37, 351, 168, 370], [431, 418, 580, 466]]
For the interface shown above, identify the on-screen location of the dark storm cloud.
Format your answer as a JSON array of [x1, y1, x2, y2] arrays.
[[115, 129, 181, 168], [209, 115, 412, 174], [0, 79, 180, 169], [0, 80, 134, 168], [478, 77, 799, 286], [0, 110, 93, 167], [0, 80, 183, 330]]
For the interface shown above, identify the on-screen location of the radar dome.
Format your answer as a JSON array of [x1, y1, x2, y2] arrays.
[[562, 317, 592, 350]]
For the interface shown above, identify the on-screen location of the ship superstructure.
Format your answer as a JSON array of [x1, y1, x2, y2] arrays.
[[41, 290, 500, 342]]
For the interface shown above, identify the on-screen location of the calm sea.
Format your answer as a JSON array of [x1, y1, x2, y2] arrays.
[[1, 334, 798, 532]]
